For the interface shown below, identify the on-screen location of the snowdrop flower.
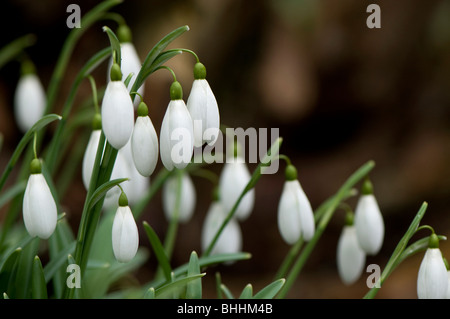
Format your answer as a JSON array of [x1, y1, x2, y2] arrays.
[[354, 179, 384, 255], [336, 213, 366, 285], [82, 113, 104, 190], [14, 60, 46, 133], [101, 63, 134, 150], [112, 191, 139, 263], [201, 200, 242, 258], [186, 62, 220, 147], [108, 25, 144, 108], [160, 81, 194, 170], [277, 164, 315, 243], [417, 233, 448, 299], [131, 101, 159, 177], [218, 143, 254, 221], [23, 158, 57, 239], [162, 170, 196, 223]]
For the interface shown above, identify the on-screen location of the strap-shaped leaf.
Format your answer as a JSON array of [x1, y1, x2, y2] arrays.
[[0, 248, 22, 297], [185, 251, 202, 299], [31, 256, 47, 299], [143, 221, 172, 282], [155, 273, 205, 299], [253, 279, 285, 299], [87, 177, 128, 211], [239, 284, 253, 299], [103, 26, 121, 67]]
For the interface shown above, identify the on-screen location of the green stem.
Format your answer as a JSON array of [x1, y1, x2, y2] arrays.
[[276, 160, 376, 298], [0, 34, 36, 70]]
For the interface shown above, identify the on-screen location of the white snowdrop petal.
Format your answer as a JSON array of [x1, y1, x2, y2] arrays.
[[291, 180, 315, 241], [101, 81, 134, 149], [337, 226, 366, 285], [417, 248, 448, 299], [204, 80, 220, 145], [131, 116, 159, 177], [14, 74, 46, 133], [446, 271, 450, 299], [218, 158, 254, 221], [201, 202, 242, 258], [160, 100, 194, 170], [277, 182, 302, 245], [112, 206, 139, 263], [23, 174, 57, 239], [82, 130, 103, 190], [162, 172, 196, 223], [354, 194, 384, 255]]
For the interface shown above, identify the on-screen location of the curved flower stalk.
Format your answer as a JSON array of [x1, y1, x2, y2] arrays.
[[277, 164, 315, 243], [336, 213, 366, 285], [23, 158, 57, 239], [186, 62, 220, 147], [107, 24, 144, 108], [131, 101, 159, 177], [82, 113, 104, 190], [101, 63, 134, 150], [201, 200, 242, 258], [354, 179, 384, 255], [160, 81, 194, 170], [417, 233, 448, 299], [14, 60, 46, 133], [112, 191, 139, 263], [162, 170, 196, 223], [218, 144, 254, 221]]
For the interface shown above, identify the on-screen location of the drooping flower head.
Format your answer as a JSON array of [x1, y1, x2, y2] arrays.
[[277, 164, 315, 244], [14, 59, 46, 133], [162, 170, 196, 223], [160, 81, 194, 170], [218, 141, 254, 221], [112, 191, 139, 263], [101, 62, 134, 150], [417, 233, 448, 299], [23, 158, 57, 239], [187, 62, 220, 147], [354, 178, 384, 255], [336, 212, 366, 285], [131, 101, 159, 177]]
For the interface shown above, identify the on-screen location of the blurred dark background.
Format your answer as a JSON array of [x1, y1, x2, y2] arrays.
[[1, 0, 450, 298]]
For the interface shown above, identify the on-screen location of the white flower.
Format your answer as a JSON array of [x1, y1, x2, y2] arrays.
[[336, 225, 366, 285], [446, 271, 450, 299], [354, 194, 384, 255], [218, 156, 254, 221], [82, 129, 104, 190], [14, 73, 46, 133], [112, 198, 139, 263], [277, 179, 315, 243], [187, 78, 220, 147], [201, 201, 242, 258], [23, 161, 57, 239], [101, 78, 134, 150], [107, 42, 144, 108], [417, 248, 448, 299], [162, 171, 196, 223], [159, 98, 194, 171], [131, 115, 159, 177]]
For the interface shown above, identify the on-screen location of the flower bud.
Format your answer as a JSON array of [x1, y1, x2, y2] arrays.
[[417, 246, 448, 299], [162, 171, 196, 223], [336, 225, 366, 285], [354, 193, 384, 255], [111, 194, 139, 263], [23, 160, 57, 239], [14, 67, 46, 133], [101, 70, 134, 150]]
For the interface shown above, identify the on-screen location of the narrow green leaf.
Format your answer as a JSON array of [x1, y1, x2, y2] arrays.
[[239, 284, 253, 299], [220, 283, 235, 299], [0, 181, 26, 209], [253, 279, 285, 299], [87, 177, 128, 211], [44, 240, 76, 283], [103, 26, 121, 67], [15, 237, 39, 298], [0, 248, 22, 297], [0, 34, 36, 69], [131, 25, 189, 99], [144, 287, 155, 299], [143, 221, 172, 282], [215, 272, 223, 299], [155, 273, 205, 299], [0, 114, 62, 193], [31, 256, 47, 299], [186, 251, 202, 299], [141, 49, 183, 80], [3, 292, 8, 299]]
